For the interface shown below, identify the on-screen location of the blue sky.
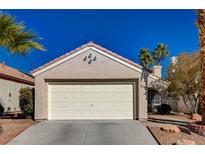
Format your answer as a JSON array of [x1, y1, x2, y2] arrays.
[[0, 10, 198, 77]]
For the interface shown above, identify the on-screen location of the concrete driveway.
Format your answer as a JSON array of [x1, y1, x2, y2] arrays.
[[8, 120, 157, 145]]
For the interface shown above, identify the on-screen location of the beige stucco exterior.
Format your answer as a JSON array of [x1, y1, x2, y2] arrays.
[[0, 78, 33, 113], [169, 97, 196, 114], [33, 47, 162, 120]]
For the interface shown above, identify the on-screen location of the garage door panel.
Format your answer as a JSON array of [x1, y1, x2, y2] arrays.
[[124, 112, 133, 118], [92, 111, 102, 119], [71, 103, 81, 108], [101, 110, 115, 119], [48, 83, 134, 120], [81, 110, 92, 119], [81, 103, 91, 108], [71, 110, 81, 118]]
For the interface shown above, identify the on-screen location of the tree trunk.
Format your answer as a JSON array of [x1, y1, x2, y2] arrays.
[[158, 57, 161, 65], [197, 9, 205, 124], [182, 95, 193, 114]]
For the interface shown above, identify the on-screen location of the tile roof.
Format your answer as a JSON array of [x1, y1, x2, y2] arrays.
[[0, 63, 34, 85], [31, 41, 152, 74]]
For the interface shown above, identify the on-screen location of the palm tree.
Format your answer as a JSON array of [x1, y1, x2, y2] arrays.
[[197, 9, 205, 124], [139, 48, 154, 68], [0, 13, 45, 56], [152, 43, 168, 65]]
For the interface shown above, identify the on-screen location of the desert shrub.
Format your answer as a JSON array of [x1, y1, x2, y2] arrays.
[[19, 87, 33, 117], [156, 104, 172, 114]]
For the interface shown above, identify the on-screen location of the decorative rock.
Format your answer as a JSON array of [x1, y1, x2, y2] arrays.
[[188, 123, 205, 136], [160, 124, 181, 133], [176, 139, 195, 145], [192, 113, 202, 122]]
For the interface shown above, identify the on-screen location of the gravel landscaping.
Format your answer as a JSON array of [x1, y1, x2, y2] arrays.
[[147, 125, 205, 145], [143, 114, 205, 145], [0, 119, 38, 145]]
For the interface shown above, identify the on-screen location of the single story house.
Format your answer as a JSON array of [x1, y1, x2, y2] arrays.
[[0, 63, 34, 113], [32, 42, 168, 120]]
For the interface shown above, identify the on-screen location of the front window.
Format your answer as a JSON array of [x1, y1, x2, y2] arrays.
[[148, 89, 160, 105], [148, 89, 160, 112]]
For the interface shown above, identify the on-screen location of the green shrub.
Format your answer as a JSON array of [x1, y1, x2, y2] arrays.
[[19, 87, 33, 117]]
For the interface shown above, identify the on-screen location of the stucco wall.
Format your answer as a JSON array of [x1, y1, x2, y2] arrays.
[[0, 78, 33, 113], [34, 48, 151, 120], [171, 97, 195, 114]]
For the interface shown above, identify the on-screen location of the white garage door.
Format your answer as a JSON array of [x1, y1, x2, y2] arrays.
[[48, 83, 134, 120]]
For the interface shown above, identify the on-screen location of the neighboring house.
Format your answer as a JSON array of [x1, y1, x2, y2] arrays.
[[0, 63, 34, 113], [31, 42, 167, 120]]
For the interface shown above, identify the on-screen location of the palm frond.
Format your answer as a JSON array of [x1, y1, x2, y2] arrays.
[[152, 43, 169, 65], [139, 48, 153, 68], [0, 12, 45, 55]]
